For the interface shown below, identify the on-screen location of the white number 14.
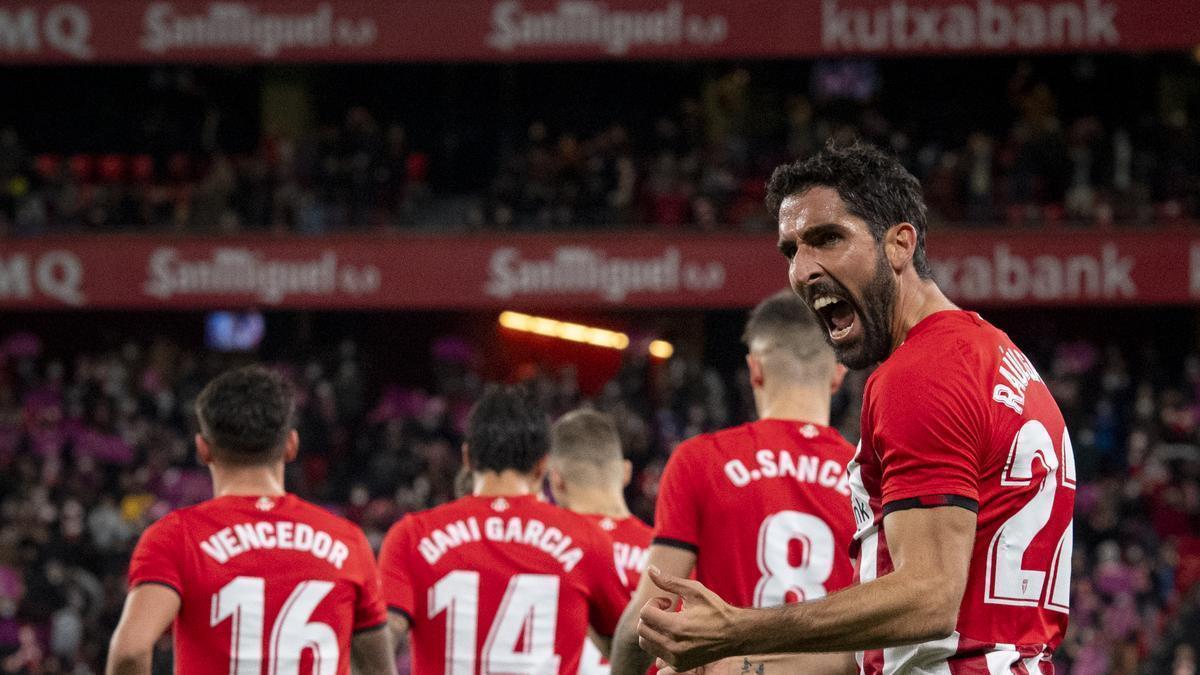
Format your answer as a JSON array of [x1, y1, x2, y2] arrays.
[[429, 571, 562, 675]]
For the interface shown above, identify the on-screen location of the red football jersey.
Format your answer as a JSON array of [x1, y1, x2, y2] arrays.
[[583, 515, 652, 597], [850, 311, 1074, 674], [127, 494, 386, 675], [577, 514, 652, 675], [654, 418, 858, 609], [379, 494, 630, 675]]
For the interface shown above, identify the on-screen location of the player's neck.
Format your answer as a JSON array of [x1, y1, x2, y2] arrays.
[[472, 470, 540, 498], [891, 277, 958, 352], [756, 385, 831, 426], [210, 463, 287, 498], [563, 486, 631, 519]]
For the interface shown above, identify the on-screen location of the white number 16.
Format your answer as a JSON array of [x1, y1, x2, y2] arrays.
[[211, 576, 339, 675]]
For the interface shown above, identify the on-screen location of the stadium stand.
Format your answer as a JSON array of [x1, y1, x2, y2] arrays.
[[1, 57, 1198, 235]]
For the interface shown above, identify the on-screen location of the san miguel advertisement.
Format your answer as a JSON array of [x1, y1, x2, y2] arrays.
[[0, 231, 1198, 310], [0, 0, 1197, 64]]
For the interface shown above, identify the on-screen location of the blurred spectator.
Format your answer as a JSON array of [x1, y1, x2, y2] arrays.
[[3, 59, 1198, 234]]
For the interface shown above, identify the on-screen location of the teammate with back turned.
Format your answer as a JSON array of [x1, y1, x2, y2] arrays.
[[610, 290, 858, 675], [546, 408, 654, 675], [635, 142, 1076, 675], [378, 386, 631, 674], [107, 366, 395, 675]]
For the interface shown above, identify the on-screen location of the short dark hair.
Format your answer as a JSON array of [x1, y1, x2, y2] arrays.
[[742, 290, 834, 381], [195, 365, 296, 466], [549, 409, 623, 486], [766, 141, 932, 278], [466, 385, 549, 475]]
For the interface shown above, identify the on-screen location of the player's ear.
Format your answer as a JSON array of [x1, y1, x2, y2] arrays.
[[885, 222, 917, 273], [283, 430, 299, 463], [530, 456, 548, 484], [746, 353, 765, 389], [622, 459, 633, 488], [547, 464, 567, 498], [195, 434, 213, 466], [830, 363, 848, 394]]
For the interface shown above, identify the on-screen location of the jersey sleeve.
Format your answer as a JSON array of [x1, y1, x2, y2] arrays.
[[652, 439, 705, 552], [352, 529, 388, 632], [871, 346, 986, 514], [583, 526, 632, 637], [377, 516, 417, 622], [127, 513, 185, 595]]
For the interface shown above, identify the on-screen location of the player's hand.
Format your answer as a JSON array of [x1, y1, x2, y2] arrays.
[[636, 565, 744, 672]]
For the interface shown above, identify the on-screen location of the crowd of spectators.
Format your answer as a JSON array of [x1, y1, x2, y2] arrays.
[[1038, 339, 1200, 674], [475, 64, 1200, 231], [0, 318, 1198, 673], [1, 59, 1197, 236], [0, 109, 430, 236]]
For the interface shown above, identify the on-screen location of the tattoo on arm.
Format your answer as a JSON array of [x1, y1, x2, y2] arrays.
[[740, 657, 766, 674]]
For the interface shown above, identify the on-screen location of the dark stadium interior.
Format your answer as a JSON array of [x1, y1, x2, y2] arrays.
[[2, 54, 1198, 234], [2, 12, 1200, 674]]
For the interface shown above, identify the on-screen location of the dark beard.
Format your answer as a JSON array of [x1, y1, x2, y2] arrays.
[[830, 251, 897, 370]]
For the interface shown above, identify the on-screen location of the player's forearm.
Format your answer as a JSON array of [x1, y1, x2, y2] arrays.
[[717, 652, 856, 675], [105, 649, 152, 675], [588, 628, 614, 659], [386, 613, 410, 655], [799, 651, 859, 675], [733, 566, 961, 655], [351, 627, 398, 675], [610, 601, 657, 675], [671, 653, 855, 675]]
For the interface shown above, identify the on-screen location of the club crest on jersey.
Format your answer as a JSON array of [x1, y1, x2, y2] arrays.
[[599, 517, 616, 531], [799, 423, 819, 439], [255, 497, 276, 511], [491, 497, 510, 512], [992, 345, 1043, 415]]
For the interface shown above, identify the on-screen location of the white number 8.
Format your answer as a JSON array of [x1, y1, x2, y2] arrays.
[[754, 511, 836, 607]]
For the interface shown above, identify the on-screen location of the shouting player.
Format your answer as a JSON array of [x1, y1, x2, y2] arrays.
[[546, 408, 653, 675], [378, 386, 630, 674], [611, 290, 857, 675], [636, 142, 1075, 674], [107, 366, 394, 675]]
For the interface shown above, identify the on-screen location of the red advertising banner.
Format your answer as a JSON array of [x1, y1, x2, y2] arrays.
[[0, 0, 1197, 64], [0, 230, 1197, 310]]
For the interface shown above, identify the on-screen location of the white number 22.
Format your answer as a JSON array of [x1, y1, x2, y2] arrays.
[[210, 576, 339, 675], [985, 419, 1076, 613]]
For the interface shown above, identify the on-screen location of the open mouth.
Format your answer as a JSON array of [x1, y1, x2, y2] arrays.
[[811, 294, 857, 342]]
